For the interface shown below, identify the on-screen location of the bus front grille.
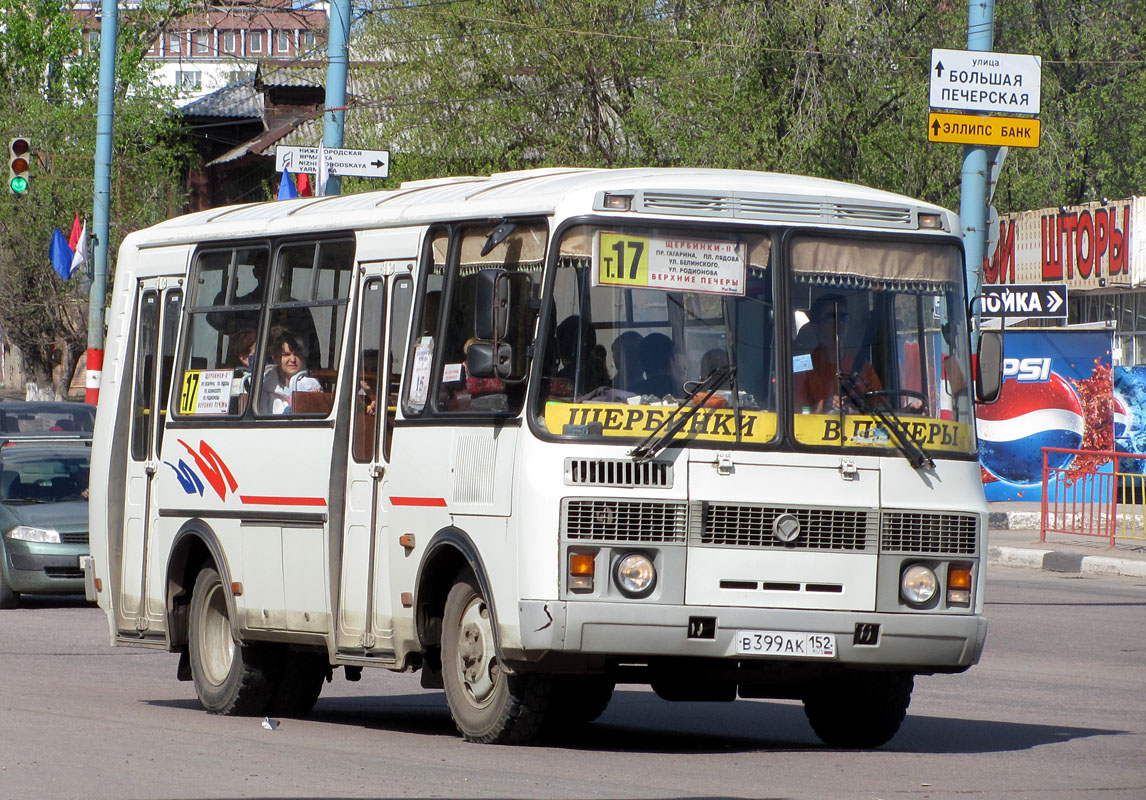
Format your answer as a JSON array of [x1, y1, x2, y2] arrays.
[[691, 503, 877, 552], [880, 511, 979, 555], [564, 458, 673, 489], [562, 499, 687, 543]]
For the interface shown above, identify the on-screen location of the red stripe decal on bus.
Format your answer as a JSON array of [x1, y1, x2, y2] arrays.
[[390, 496, 448, 507], [239, 495, 327, 507]]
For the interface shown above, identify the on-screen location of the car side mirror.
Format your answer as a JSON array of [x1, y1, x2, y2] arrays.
[[975, 331, 1003, 404]]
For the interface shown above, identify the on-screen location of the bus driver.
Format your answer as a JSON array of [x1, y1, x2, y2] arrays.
[[795, 294, 881, 413]]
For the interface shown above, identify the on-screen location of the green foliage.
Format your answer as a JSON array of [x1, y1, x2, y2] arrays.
[[0, 0, 191, 395], [349, 0, 1146, 215]]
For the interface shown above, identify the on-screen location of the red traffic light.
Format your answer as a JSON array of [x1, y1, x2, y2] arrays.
[[11, 138, 29, 156]]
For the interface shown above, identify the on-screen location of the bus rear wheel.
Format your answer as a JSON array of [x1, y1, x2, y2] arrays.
[[189, 566, 276, 716], [441, 572, 550, 744], [802, 669, 914, 748]]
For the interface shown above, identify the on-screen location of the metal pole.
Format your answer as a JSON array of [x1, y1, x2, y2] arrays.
[[86, 0, 119, 404], [322, 0, 351, 195], [960, 0, 995, 334]]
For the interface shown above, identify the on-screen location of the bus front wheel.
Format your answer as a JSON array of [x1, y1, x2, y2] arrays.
[[441, 572, 550, 744], [802, 669, 914, 748], [188, 566, 276, 716]]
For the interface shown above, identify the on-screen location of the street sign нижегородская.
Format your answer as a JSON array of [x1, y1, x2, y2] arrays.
[[275, 146, 390, 178], [981, 284, 1067, 319], [929, 48, 1042, 116]]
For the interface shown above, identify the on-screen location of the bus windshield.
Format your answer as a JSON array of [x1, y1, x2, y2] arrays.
[[533, 224, 975, 458], [535, 224, 778, 446], [789, 235, 975, 457]]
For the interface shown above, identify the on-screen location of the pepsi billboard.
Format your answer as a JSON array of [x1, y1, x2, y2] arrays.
[[976, 330, 1113, 501]]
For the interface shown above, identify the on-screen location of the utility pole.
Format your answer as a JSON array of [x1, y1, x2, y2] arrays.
[[87, 0, 119, 404], [322, 0, 351, 196], [960, 0, 996, 331]]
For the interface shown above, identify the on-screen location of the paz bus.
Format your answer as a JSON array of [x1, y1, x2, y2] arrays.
[[87, 167, 1000, 748]]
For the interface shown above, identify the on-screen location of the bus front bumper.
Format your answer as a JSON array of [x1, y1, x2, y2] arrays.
[[513, 600, 987, 671]]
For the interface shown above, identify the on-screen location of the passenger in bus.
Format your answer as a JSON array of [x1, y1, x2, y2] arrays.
[[635, 333, 679, 398], [210, 262, 320, 364], [794, 294, 882, 412], [259, 330, 322, 414], [611, 331, 644, 393], [555, 315, 610, 394]]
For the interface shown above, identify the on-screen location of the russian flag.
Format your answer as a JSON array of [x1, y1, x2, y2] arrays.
[[50, 213, 88, 280]]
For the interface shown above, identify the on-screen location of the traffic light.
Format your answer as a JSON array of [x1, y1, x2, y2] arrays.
[[9, 137, 30, 194]]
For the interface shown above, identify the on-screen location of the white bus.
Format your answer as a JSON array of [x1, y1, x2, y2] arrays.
[[88, 168, 1000, 748]]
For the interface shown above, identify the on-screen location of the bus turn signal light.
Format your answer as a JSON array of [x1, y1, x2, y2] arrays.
[[947, 566, 972, 607], [568, 553, 595, 592]]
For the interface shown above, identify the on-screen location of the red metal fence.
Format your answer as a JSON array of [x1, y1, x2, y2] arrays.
[[1040, 447, 1146, 546]]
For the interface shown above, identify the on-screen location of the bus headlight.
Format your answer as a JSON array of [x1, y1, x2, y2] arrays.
[[613, 552, 656, 598], [900, 564, 937, 607]]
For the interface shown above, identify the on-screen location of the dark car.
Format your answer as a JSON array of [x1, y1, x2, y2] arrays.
[[0, 442, 91, 608], [0, 402, 95, 438]]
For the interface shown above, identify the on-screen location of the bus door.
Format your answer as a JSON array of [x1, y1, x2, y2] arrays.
[[336, 268, 413, 655], [120, 279, 183, 635]]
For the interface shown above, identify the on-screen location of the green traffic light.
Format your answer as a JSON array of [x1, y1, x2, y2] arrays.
[[9, 175, 27, 193]]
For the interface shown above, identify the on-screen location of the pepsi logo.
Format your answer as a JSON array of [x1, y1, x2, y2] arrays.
[[976, 371, 1083, 485], [1002, 357, 1052, 383]]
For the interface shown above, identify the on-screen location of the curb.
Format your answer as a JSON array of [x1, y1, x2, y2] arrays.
[[988, 545, 1146, 578]]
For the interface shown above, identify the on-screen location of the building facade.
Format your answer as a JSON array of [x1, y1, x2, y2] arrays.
[[76, 0, 327, 106], [984, 197, 1146, 365]]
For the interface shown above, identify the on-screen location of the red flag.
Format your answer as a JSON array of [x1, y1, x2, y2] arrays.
[[67, 212, 82, 250], [296, 173, 312, 197]]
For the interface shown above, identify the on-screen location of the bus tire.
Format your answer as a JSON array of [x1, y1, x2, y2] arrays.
[[188, 566, 276, 716], [543, 675, 615, 733], [441, 572, 550, 744], [269, 650, 329, 718], [802, 670, 914, 749]]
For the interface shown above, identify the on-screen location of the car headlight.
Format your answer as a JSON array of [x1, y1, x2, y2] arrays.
[[900, 564, 938, 607], [613, 552, 656, 598], [5, 525, 62, 544]]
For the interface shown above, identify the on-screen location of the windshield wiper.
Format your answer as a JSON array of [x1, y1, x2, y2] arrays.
[[629, 365, 735, 462], [839, 375, 935, 471]]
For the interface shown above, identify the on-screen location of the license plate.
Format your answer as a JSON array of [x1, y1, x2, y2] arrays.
[[735, 630, 836, 658]]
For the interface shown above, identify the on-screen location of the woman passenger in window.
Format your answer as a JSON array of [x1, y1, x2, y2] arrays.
[[260, 330, 321, 414]]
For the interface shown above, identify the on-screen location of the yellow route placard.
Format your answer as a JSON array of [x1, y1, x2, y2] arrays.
[[927, 112, 1040, 148]]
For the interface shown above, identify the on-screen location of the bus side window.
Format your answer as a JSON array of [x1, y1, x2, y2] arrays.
[[259, 238, 354, 417], [436, 221, 546, 414], [403, 230, 447, 416], [179, 246, 268, 419]]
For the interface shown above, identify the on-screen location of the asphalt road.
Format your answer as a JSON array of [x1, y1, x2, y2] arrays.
[[1, 565, 1144, 800]]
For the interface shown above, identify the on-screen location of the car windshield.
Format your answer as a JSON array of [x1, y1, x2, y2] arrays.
[[1, 454, 90, 503], [0, 405, 95, 435]]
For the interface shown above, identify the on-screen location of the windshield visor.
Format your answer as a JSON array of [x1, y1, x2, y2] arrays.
[[789, 236, 975, 455], [535, 225, 777, 446]]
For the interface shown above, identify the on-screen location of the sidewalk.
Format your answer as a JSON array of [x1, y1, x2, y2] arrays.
[[987, 501, 1146, 578]]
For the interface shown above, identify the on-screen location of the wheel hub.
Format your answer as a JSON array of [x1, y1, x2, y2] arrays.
[[456, 598, 498, 704]]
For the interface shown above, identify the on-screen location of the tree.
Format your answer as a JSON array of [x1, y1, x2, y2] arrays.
[[346, 1, 1146, 215], [0, 0, 192, 398]]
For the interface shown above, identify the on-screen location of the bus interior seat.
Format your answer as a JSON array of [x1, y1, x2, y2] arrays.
[[292, 391, 334, 415]]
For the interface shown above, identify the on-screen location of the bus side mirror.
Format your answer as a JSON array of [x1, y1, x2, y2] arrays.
[[466, 341, 513, 379], [474, 268, 510, 341], [975, 331, 1003, 404]]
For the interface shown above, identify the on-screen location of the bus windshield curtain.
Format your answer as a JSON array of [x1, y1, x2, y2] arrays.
[[790, 238, 961, 293]]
